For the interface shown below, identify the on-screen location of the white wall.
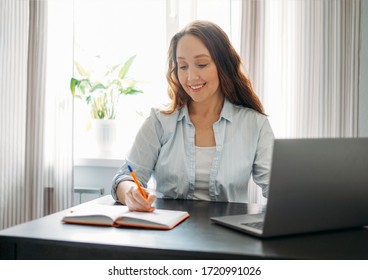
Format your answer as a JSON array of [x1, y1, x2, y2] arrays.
[[73, 165, 119, 205]]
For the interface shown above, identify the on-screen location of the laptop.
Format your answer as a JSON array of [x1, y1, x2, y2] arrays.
[[211, 138, 368, 238]]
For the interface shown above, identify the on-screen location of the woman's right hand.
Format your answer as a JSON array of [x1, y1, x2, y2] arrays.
[[116, 181, 157, 212]]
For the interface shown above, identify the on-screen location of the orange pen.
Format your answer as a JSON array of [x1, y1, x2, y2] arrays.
[[128, 165, 148, 199]]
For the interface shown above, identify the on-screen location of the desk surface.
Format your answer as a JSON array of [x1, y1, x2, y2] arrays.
[[1, 195, 368, 259]]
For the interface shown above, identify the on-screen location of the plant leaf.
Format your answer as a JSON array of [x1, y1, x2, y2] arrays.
[[105, 63, 121, 77], [120, 87, 143, 95], [75, 62, 89, 78], [118, 55, 136, 79], [70, 78, 79, 96], [90, 83, 106, 92], [86, 95, 92, 104]]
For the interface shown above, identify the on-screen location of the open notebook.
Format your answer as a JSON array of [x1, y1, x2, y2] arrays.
[[62, 203, 189, 230], [211, 138, 368, 238]]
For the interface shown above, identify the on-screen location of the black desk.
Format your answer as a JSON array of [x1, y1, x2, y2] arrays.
[[1, 195, 368, 259]]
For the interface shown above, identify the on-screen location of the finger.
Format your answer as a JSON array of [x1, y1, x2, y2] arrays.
[[146, 206, 156, 212], [125, 186, 145, 209], [147, 193, 157, 204], [126, 185, 155, 212], [125, 196, 145, 212], [124, 190, 137, 210], [132, 187, 147, 202], [144, 193, 156, 212], [131, 190, 155, 211]]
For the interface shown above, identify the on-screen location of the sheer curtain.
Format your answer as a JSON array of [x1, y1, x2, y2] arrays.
[[241, 0, 361, 203], [0, 0, 73, 230]]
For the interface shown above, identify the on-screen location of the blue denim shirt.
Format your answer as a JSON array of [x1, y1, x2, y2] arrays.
[[111, 98, 274, 203]]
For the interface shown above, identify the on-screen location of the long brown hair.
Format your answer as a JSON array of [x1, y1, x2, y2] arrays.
[[164, 20, 265, 115]]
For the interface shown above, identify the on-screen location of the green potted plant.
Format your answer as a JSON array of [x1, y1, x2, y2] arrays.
[[70, 54, 143, 120], [70, 55, 143, 156]]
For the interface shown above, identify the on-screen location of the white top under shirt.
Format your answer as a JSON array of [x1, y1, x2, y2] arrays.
[[193, 146, 216, 200]]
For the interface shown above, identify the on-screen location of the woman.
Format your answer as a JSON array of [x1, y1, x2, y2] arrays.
[[111, 20, 274, 212]]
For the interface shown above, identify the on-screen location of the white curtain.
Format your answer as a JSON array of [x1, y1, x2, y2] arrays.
[[241, 0, 361, 203], [0, 0, 73, 230]]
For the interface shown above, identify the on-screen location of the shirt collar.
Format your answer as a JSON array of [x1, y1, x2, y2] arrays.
[[177, 105, 188, 122], [177, 98, 234, 123], [220, 98, 233, 122]]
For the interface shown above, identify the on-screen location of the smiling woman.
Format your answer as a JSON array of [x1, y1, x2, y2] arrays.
[[112, 20, 274, 212], [62, 0, 241, 204]]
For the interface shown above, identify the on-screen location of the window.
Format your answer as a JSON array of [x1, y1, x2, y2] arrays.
[[47, 0, 241, 161], [72, 0, 167, 159]]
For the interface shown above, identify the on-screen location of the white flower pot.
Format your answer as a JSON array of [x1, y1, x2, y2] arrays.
[[92, 119, 117, 157]]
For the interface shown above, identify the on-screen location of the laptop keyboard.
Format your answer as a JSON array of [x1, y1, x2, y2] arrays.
[[241, 221, 264, 230]]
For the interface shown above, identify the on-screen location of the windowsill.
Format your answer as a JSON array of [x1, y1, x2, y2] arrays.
[[73, 157, 123, 168], [73, 144, 128, 168]]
